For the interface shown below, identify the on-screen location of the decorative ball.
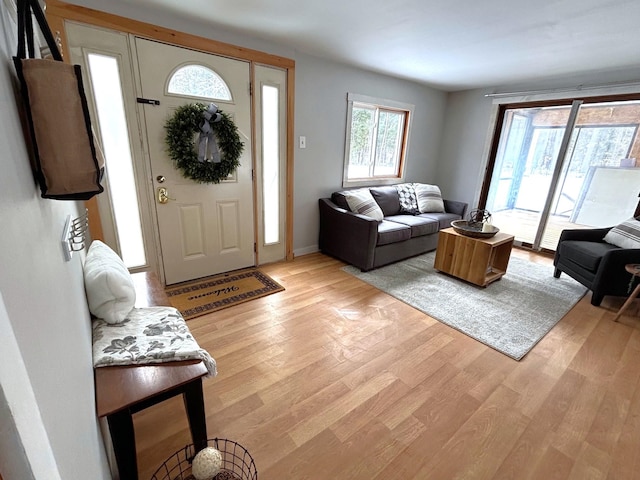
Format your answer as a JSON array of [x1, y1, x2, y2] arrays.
[[192, 447, 223, 480]]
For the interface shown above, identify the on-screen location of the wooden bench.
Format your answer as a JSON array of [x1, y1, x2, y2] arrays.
[[94, 272, 208, 480]]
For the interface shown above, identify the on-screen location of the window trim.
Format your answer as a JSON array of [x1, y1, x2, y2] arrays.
[[342, 93, 414, 188]]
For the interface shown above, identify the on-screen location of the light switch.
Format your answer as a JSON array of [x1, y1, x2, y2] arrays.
[[299, 136, 306, 149]]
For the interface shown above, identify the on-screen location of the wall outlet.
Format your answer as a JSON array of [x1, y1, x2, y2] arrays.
[[299, 136, 306, 149]]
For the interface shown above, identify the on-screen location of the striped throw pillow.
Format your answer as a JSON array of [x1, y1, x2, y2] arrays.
[[415, 183, 445, 213], [603, 218, 640, 249], [344, 189, 384, 221]]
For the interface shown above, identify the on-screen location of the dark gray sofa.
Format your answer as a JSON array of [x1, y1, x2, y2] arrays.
[[319, 185, 468, 271]]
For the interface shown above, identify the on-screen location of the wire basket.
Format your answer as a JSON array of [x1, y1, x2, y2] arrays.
[[150, 438, 257, 480]]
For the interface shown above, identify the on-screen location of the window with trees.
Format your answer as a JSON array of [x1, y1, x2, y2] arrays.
[[343, 93, 414, 187]]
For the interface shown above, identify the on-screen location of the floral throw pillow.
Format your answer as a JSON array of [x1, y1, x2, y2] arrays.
[[395, 183, 419, 214]]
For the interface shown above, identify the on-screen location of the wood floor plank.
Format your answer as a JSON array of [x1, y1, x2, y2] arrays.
[[412, 385, 528, 479], [133, 251, 640, 480], [527, 446, 574, 480]]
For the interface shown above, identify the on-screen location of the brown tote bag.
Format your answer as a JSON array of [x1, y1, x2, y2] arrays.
[[13, 0, 104, 200]]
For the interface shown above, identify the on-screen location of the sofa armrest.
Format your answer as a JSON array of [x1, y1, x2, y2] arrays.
[[593, 247, 640, 292], [319, 198, 378, 271], [443, 199, 468, 218]]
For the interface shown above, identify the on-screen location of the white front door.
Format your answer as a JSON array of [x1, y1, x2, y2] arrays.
[[135, 38, 254, 285]]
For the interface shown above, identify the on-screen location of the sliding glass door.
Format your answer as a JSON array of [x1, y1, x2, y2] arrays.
[[483, 97, 640, 251]]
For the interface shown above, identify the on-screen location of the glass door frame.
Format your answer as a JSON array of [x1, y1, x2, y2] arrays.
[[479, 93, 640, 252]]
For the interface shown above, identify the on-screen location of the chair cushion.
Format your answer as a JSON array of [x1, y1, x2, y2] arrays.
[[395, 183, 419, 214], [559, 240, 620, 273], [385, 215, 439, 237], [415, 183, 445, 213], [370, 186, 401, 216], [377, 220, 411, 245], [603, 217, 640, 249]]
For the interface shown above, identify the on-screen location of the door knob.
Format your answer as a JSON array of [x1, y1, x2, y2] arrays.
[[157, 187, 175, 204]]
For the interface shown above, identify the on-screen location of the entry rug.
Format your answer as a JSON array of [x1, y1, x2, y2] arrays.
[[166, 269, 284, 320], [343, 252, 587, 360]]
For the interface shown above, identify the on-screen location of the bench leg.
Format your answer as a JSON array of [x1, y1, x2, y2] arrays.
[[107, 409, 138, 480], [183, 378, 208, 452]]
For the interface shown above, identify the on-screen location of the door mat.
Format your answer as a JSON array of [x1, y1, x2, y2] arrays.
[[165, 269, 284, 320]]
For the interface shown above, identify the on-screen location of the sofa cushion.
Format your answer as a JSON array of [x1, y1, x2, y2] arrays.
[[603, 217, 640, 249], [331, 191, 350, 210], [370, 186, 401, 216], [559, 240, 620, 273], [377, 220, 411, 245], [343, 188, 384, 221], [419, 212, 461, 229], [395, 183, 420, 214], [415, 183, 445, 213], [385, 215, 439, 237]]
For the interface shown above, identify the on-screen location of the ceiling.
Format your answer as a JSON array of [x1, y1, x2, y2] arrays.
[[69, 0, 640, 92]]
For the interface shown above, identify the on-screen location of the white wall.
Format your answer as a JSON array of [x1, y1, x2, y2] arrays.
[[63, 0, 449, 256], [293, 54, 447, 254], [0, 2, 110, 478], [437, 88, 495, 210]]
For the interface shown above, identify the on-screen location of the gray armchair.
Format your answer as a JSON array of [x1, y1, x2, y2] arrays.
[[553, 227, 640, 306]]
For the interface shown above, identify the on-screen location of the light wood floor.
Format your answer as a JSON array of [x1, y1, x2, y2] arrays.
[[134, 250, 640, 480]]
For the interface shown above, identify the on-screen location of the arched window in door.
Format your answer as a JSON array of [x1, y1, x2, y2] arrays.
[[167, 64, 232, 101]]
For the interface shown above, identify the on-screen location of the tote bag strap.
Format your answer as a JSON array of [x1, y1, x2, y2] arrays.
[[16, 0, 63, 61]]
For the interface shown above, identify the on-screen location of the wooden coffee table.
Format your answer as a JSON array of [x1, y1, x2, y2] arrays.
[[434, 227, 515, 287]]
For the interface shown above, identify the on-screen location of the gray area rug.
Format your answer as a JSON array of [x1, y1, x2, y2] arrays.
[[343, 252, 587, 360]]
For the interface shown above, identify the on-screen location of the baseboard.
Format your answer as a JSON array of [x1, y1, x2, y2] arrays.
[[293, 245, 319, 257]]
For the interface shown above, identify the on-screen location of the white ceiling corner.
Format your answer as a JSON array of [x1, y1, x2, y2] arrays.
[[66, 0, 640, 92]]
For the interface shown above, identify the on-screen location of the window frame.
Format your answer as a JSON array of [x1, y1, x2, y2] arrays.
[[165, 62, 233, 103], [342, 93, 414, 188]]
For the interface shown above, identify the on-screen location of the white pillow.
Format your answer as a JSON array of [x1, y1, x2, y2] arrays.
[[83, 240, 136, 324], [344, 188, 384, 221], [415, 183, 445, 213], [603, 218, 640, 249]]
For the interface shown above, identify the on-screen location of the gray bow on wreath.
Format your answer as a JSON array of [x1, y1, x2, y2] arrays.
[[198, 103, 222, 163]]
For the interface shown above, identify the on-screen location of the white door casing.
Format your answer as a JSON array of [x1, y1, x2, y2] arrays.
[[65, 21, 158, 273], [135, 38, 255, 285], [254, 65, 287, 265]]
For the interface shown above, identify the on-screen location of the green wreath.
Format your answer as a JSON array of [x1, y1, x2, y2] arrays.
[[164, 103, 244, 183]]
